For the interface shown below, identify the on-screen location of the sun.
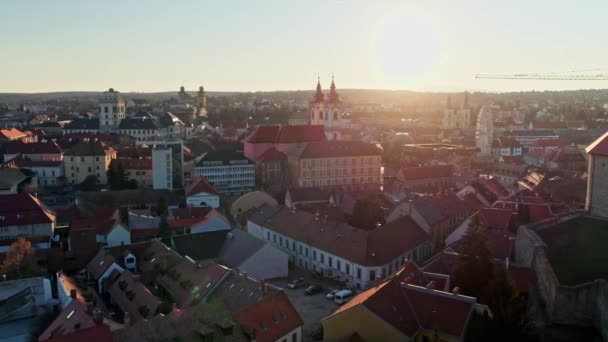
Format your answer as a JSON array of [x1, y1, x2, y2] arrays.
[[372, 14, 441, 83]]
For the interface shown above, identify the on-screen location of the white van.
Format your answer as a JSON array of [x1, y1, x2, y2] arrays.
[[334, 290, 354, 304]]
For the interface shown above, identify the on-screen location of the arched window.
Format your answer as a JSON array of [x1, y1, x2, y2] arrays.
[[320, 111, 324, 120], [311, 112, 315, 120], [333, 111, 338, 120]]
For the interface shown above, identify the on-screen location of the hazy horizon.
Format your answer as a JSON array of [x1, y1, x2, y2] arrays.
[[2, 0, 608, 93]]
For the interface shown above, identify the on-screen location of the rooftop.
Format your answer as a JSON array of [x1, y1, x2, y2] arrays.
[[299, 141, 382, 159], [244, 125, 326, 144]]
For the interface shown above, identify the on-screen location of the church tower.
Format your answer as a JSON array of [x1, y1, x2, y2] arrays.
[[195, 86, 207, 117], [99, 88, 126, 132], [309, 76, 343, 140]]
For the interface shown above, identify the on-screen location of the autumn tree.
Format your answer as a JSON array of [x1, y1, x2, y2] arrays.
[[452, 223, 493, 298], [0, 238, 45, 280]]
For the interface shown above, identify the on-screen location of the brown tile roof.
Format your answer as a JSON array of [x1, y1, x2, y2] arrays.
[[299, 141, 382, 159], [261, 206, 429, 266], [38, 299, 97, 341], [479, 207, 513, 232], [86, 250, 118, 280], [0, 128, 26, 140], [233, 291, 303, 342], [184, 176, 219, 197], [0, 193, 55, 227], [5, 140, 63, 155], [108, 270, 161, 322], [245, 125, 326, 144], [45, 324, 112, 342]]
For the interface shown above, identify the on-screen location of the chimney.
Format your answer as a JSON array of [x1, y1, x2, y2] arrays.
[[123, 312, 131, 327], [452, 286, 460, 295], [70, 289, 78, 299]]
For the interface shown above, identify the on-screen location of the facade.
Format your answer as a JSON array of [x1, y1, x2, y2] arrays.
[[99, 88, 126, 131], [441, 93, 471, 129], [195, 150, 255, 194], [63, 118, 100, 134], [506, 130, 559, 148], [150, 141, 184, 190], [492, 137, 523, 157], [4, 140, 63, 162], [255, 147, 289, 190], [118, 116, 160, 141], [585, 132, 608, 218], [247, 205, 432, 289], [244, 125, 326, 161], [309, 77, 344, 140], [296, 141, 382, 190], [184, 176, 220, 208], [20, 160, 64, 187], [0, 194, 55, 244], [116, 158, 153, 188], [396, 164, 454, 191], [63, 141, 116, 185]]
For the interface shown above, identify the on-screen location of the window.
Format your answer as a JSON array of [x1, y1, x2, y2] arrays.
[[305, 247, 309, 257], [279, 236, 283, 245], [320, 253, 324, 263], [273, 234, 276, 243], [312, 250, 317, 260], [266, 232, 270, 241], [337, 260, 341, 271], [369, 270, 376, 282], [328, 257, 333, 267], [292, 331, 297, 342], [357, 268, 362, 280], [345, 264, 350, 275]]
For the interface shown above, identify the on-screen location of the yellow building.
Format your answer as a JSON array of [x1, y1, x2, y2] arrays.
[[64, 140, 116, 185], [322, 262, 488, 342]]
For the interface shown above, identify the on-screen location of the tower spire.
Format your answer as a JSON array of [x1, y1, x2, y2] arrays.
[[328, 74, 340, 103], [313, 75, 324, 103]]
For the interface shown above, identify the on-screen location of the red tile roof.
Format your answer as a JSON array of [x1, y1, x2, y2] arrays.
[[485, 231, 514, 260], [184, 176, 219, 197], [45, 324, 112, 342], [527, 203, 554, 222], [530, 138, 567, 148], [38, 299, 97, 341], [299, 141, 382, 159], [0, 128, 26, 140], [256, 146, 287, 162], [400, 165, 454, 181], [245, 125, 326, 144], [233, 291, 303, 342], [130, 228, 158, 239], [0, 194, 55, 226], [479, 207, 513, 232], [170, 207, 212, 218], [462, 193, 483, 211], [5, 140, 63, 155], [116, 158, 152, 170], [478, 177, 509, 199]]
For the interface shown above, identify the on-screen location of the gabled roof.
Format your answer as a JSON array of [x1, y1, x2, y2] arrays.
[[184, 176, 219, 197], [300, 141, 382, 159], [64, 141, 115, 157], [171, 231, 229, 261], [244, 125, 326, 144], [118, 117, 159, 130], [115, 158, 152, 170], [233, 291, 303, 342], [86, 250, 118, 280], [0, 193, 55, 226], [586, 132, 608, 156], [218, 229, 266, 268], [0, 168, 29, 190], [287, 187, 330, 204], [38, 299, 97, 341], [108, 270, 161, 322], [0, 128, 26, 140], [479, 207, 513, 232], [256, 146, 287, 162], [6, 140, 63, 155], [64, 118, 100, 130]]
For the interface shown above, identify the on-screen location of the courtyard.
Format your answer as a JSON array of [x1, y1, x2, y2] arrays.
[[537, 217, 608, 285]]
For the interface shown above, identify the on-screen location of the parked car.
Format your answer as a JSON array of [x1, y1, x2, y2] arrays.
[[287, 278, 307, 289], [325, 289, 340, 300], [304, 284, 324, 296], [334, 289, 354, 304]]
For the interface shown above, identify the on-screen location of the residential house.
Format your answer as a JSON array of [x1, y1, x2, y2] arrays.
[[0, 128, 28, 142], [63, 140, 117, 185], [484, 160, 528, 189], [396, 164, 454, 192], [546, 147, 587, 171], [585, 132, 608, 218], [10, 157, 64, 188], [457, 177, 509, 206], [321, 261, 489, 342], [247, 205, 432, 289], [0, 194, 55, 252], [0, 168, 36, 194], [184, 176, 220, 208], [108, 270, 161, 323], [284, 187, 331, 208], [75, 189, 180, 217], [492, 137, 522, 158], [71, 208, 131, 247], [168, 207, 231, 234], [387, 193, 471, 250], [295, 141, 382, 191], [116, 158, 153, 188], [158, 112, 192, 140], [86, 249, 125, 293], [255, 146, 288, 190], [194, 150, 255, 194]]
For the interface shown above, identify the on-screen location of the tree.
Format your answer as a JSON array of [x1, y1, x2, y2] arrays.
[[80, 175, 97, 192], [349, 198, 386, 230], [158, 215, 171, 239], [156, 197, 167, 216], [0, 238, 45, 280], [107, 160, 128, 190], [452, 223, 493, 298], [484, 268, 530, 340]]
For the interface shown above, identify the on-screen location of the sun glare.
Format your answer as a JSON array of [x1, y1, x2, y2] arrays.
[[372, 14, 441, 85]]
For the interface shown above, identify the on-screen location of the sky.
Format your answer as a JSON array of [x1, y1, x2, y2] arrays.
[[1, 0, 608, 93]]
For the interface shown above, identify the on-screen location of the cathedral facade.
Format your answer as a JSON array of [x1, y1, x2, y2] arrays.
[[309, 77, 344, 141]]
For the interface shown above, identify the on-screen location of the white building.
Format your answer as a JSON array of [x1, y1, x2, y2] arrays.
[[152, 145, 173, 190], [247, 204, 431, 289], [475, 106, 494, 156], [586, 132, 608, 218], [194, 150, 255, 194], [184, 176, 220, 208], [99, 88, 126, 131]]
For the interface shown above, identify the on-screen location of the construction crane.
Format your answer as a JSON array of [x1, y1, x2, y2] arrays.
[[476, 68, 608, 80]]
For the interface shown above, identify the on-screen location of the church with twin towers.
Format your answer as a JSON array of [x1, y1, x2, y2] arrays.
[[309, 76, 347, 141]]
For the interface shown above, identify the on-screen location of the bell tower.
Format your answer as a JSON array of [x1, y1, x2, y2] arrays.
[[310, 76, 325, 125]]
